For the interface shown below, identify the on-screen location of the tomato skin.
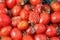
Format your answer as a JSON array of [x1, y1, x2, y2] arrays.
[[17, 21, 29, 30], [0, 25, 12, 36], [45, 26, 56, 37], [1, 37, 12, 40], [6, 0, 16, 9], [34, 24, 46, 34], [23, 34, 33, 40], [11, 5, 22, 16], [39, 12, 50, 25], [12, 16, 22, 27], [10, 28, 22, 40], [0, 14, 11, 26], [51, 12, 60, 23], [34, 34, 48, 40], [29, 11, 40, 24], [30, 0, 42, 5], [0, 7, 6, 14], [50, 37, 60, 40], [20, 9, 29, 20], [16, 0, 22, 5], [0, 3, 6, 8], [51, 2, 60, 12]]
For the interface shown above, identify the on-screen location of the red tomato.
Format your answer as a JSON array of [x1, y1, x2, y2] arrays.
[[10, 28, 22, 40], [34, 24, 46, 34], [0, 3, 6, 8], [0, 25, 12, 36], [45, 25, 56, 37], [51, 2, 60, 12], [16, 0, 22, 5], [0, 7, 7, 14], [50, 37, 60, 40], [20, 9, 29, 20], [34, 34, 48, 40], [1, 37, 12, 40], [0, 14, 11, 26], [30, 0, 42, 5], [51, 12, 60, 23], [17, 21, 29, 30], [12, 16, 22, 27], [11, 5, 22, 16], [23, 34, 33, 40], [39, 12, 50, 25], [6, 0, 16, 9], [29, 11, 40, 24]]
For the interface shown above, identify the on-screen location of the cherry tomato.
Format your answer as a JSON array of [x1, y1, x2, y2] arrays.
[[12, 16, 22, 27], [34, 24, 46, 34], [30, 0, 42, 5], [0, 7, 7, 14], [34, 34, 48, 40], [29, 11, 40, 24], [1, 37, 12, 40], [20, 9, 29, 20], [17, 21, 29, 30], [45, 25, 56, 37], [10, 28, 22, 40], [11, 5, 22, 16], [0, 14, 11, 26], [16, 0, 22, 5], [0, 3, 6, 8], [6, 0, 16, 9], [51, 2, 60, 12], [39, 12, 50, 25], [50, 37, 60, 40], [23, 34, 33, 40], [51, 12, 60, 23]]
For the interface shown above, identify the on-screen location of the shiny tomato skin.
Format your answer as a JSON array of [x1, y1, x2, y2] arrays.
[[20, 9, 29, 20], [0, 25, 12, 36], [0, 7, 6, 14], [6, 0, 16, 9], [17, 21, 29, 30], [30, 0, 42, 5], [23, 34, 33, 40], [34, 24, 46, 34], [34, 34, 48, 40], [29, 11, 40, 24], [1, 37, 12, 40], [51, 12, 60, 23], [0, 14, 11, 26], [45, 26, 56, 37], [16, 0, 22, 5], [12, 16, 22, 27], [10, 28, 22, 40], [0, 3, 6, 8], [11, 5, 22, 16], [51, 2, 60, 12], [39, 12, 50, 25], [50, 37, 60, 40]]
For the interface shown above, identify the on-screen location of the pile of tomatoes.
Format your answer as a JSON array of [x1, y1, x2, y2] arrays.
[[0, 0, 60, 40]]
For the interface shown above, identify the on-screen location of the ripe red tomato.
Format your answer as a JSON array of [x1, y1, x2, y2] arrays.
[[17, 21, 29, 30], [6, 0, 16, 9], [39, 12, 50, 25], [51, 12, 60, 23], [34, 34, 48, 40], [50, 37, 60, 40], [29, 11, 40, 24], [30, 0, 42, 5], [34, 24, 46, 34], [0, 14, 11, 26], [12, 16, 22, 27], [0, 7, 7, 14], [20, 9, 29, 20], [45, 25, 56, 37], [11, 5, 22, 16], [10, 28, 22, 40], [0, 25, 12, 36], [23, 34, 33, 40], [0, 3, 6, 8], [16, 0, 22, 5], [1, 37, 12, 40], [51, 2, 60, 12]]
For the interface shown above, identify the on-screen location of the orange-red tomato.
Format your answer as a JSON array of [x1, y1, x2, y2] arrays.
[[1, 37, 12, 40]]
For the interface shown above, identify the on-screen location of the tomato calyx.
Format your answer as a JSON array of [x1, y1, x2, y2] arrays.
[[0, 36, 2, 39]]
